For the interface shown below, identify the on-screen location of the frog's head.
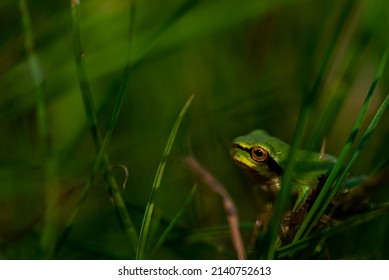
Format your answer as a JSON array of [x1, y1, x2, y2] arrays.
[[231, 130, 288, 180]]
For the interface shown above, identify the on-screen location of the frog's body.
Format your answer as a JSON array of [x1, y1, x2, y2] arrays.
[[231, 130, 337, 212]]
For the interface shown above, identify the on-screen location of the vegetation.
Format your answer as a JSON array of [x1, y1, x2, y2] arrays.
[[1, 0, 389, 259]]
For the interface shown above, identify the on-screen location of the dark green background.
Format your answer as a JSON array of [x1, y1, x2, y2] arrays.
[[1, 0, 389, 259]]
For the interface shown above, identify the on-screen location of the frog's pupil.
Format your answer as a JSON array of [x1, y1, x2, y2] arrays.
[[255, 150, 263, 157]]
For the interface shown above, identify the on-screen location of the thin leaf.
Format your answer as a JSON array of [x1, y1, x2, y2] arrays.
[[294, 45, 389, 242], [54, 0, 139, 257], [307, 32, 370, 149], [277, 203, 389, 257], [150, 184, 197, 257], [19, 0, 60, 258], [263, 0, 358, 260], [136, 94, 194, 260]]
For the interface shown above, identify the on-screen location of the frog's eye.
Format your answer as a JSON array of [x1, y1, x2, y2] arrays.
[[251, 146, 268, 162]]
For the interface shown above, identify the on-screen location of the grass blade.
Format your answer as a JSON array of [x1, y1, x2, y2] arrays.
[[262, 0, 357, 259], [136, 94, 194, 260], [19, 0, 60, 258], [70, 0, 102, 147], [53, 0, 139, 257], [293, 45, 389, 242], [150, 184, 197, 257], [277, 202, 389, 258], [307, 32, 370, 150], [342, 94, 389, 178]]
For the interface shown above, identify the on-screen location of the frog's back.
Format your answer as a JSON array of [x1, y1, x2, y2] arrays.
[[293, 149, 336, 187]]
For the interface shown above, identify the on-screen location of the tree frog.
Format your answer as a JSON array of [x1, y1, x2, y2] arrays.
[[231, 130, 337, 212]]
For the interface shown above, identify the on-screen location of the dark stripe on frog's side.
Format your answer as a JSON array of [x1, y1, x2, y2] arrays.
[[266, 153, 283, 176]]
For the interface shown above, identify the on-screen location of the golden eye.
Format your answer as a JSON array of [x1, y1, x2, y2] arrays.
[[251, 146, 268, 162]]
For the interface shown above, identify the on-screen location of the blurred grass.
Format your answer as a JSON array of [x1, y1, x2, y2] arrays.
[[52, 0, 139, 259], [293, 45, 389, 242], [1, 0, 389, 259], [262, 0, 359, 259], [19, 0, 59, 258], [136, 94, 194, 259]]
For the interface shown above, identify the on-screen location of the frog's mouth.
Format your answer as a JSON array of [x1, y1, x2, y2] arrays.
[[230, 144, 251, 169]]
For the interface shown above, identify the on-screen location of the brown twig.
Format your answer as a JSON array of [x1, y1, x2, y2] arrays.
[[183, 156, 246, 260]]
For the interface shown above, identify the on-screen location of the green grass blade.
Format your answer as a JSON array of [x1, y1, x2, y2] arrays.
[[136, 94, 194, 260], [96, 0, 136, 173], [329, 93, 389, 198], [19, 0, 60, 258], [307, 33, 370, 150], [263, 0, 357, 260], [150, 184, 197, 257], [70, 0, 102, 147], [54, 0, 139, 257], [19, 0, 46, 142], [277, 202, 389, 257], [92, 0, 140, 256], [294, 45, 389, 242]]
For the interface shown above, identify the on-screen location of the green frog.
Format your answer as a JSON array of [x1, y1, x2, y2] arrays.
[[231, 130, 337, 212]]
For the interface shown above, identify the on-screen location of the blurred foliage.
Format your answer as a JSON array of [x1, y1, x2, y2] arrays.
[[1, 0, 389, 259]]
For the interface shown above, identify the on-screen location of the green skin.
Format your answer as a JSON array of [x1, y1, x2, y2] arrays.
[[231, 130, 337, 212]]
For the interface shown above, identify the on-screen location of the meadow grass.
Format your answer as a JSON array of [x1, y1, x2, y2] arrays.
[[2, 0, 389, 259]]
